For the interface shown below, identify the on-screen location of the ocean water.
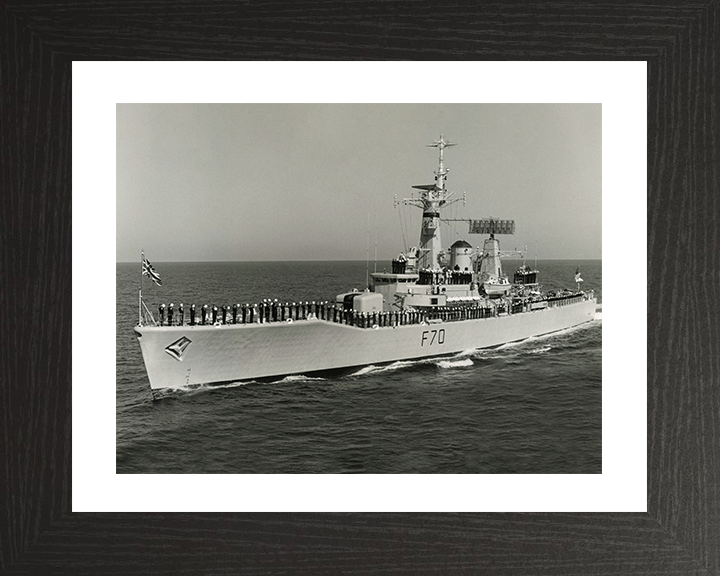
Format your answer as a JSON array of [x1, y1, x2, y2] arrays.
[[117, 260, 601, 474]]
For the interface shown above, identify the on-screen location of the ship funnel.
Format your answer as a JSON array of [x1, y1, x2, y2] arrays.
[[450, 240, 473, 271]]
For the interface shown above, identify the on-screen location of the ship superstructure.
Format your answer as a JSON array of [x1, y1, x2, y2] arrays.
[[134, 136, 597, 397], [374, 135, 524, 309]]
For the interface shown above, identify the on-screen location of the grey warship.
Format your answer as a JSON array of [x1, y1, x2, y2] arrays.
[[134, 136, 597, 396]]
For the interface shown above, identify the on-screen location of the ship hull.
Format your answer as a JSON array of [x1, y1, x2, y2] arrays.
[[134, 298, 597, 392]]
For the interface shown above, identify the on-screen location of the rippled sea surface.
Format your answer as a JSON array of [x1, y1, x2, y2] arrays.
[[117, 260, 601, 474]]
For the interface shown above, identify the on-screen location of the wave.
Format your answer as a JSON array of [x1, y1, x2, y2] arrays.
[[471, 321, 598, 360], [350, 352, 482, 376], [164, 372, 331, 396], [516, 320, 599, 345], [350, 360, 417, 376], [436, 358, 474, 369], [452, 349, 479, 358], [350, 364, 380, 376], [277, 374, 327, 383], [530, 346, 552, 354], [350, 355, 475, 376], [180, 380, 253, 394]]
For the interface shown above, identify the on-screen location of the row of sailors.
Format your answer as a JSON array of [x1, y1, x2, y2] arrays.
[[546, 293, 585, 308], [156, 300, 412, 327], [155, 299, 523, 328], [417, 268, 474, 286], [157, 300, 324, 326]]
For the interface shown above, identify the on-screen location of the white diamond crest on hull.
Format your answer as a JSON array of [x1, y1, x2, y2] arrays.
[[165, 336, 192, 361]]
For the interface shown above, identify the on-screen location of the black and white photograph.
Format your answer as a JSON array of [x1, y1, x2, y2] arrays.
[[6, 3, 720, 573], [116, 103, 602, 474]]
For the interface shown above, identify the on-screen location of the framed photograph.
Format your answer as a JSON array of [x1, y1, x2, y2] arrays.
[[90, 64, 634, 512], [3, 3, 718, 574]]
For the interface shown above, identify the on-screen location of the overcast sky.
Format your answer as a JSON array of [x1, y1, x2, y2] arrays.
[[116, 104, 601, 262]]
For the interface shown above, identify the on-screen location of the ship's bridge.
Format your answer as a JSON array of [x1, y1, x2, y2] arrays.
[[370, 272, 419, 312]]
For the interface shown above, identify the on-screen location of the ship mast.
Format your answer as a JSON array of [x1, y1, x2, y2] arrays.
[[401, 134, 456, 270], [432, 133, 452, 192]]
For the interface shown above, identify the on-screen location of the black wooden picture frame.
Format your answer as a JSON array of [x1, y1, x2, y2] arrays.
[[2, 2, 718, 574]]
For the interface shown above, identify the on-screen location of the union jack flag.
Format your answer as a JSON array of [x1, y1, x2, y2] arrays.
[[142, 254, 162, 286]]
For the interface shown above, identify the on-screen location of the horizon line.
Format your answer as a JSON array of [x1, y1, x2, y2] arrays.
[[117, 257, 603, 264]]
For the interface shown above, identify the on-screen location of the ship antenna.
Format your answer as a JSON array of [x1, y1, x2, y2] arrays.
[[139, 249, 143, 325], [427, 133, 456, 193], [374, 212, 378, 273], [366, 212, 370, 289], [395, 195, 409, 252]]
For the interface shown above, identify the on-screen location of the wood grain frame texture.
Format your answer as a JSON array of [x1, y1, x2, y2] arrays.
[[1, 1, 718, 574]]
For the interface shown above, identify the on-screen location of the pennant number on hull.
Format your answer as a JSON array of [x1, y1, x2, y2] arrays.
[[421, 329, 445, 347]]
